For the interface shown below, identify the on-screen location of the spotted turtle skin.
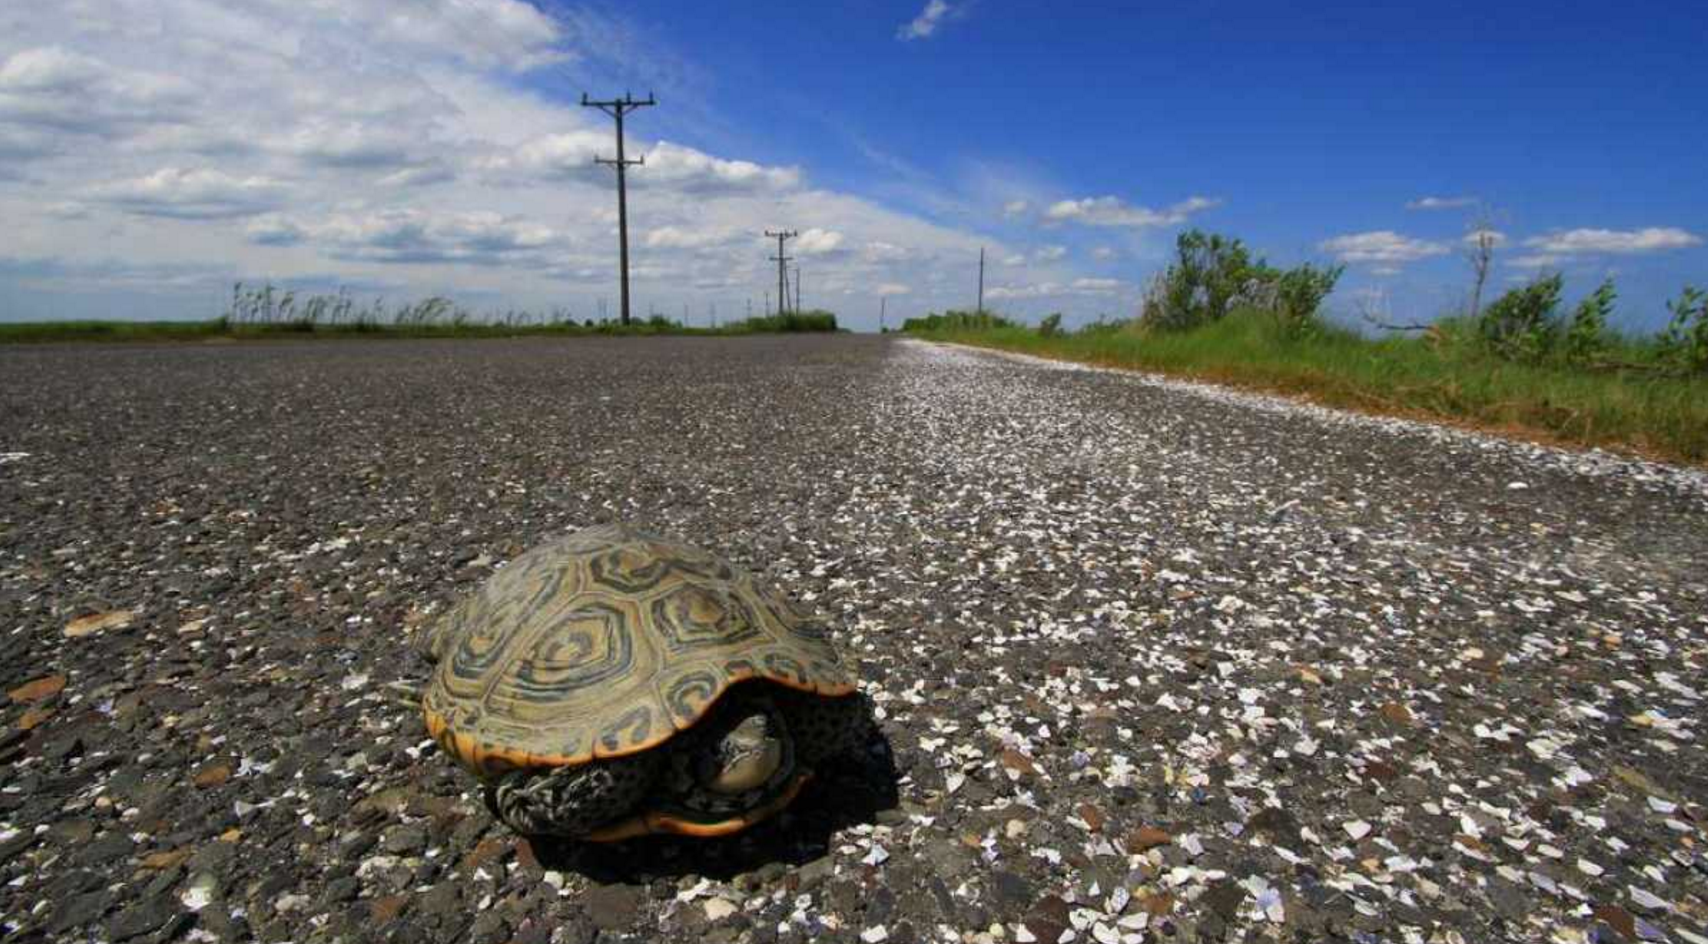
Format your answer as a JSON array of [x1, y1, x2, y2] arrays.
[[420, 524, 858, 793]]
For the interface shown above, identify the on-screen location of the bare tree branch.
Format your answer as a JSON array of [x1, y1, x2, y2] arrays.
[[1464, 202, 1501, 321], [1356, 286, 1431, 332]]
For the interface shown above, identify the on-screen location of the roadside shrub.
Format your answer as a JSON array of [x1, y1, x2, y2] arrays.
[[1139, 230, 1263, 331], [1661, 286, 1708, 372], [1563, 278, 1615, 364], [1137, 230, 1338, 336], [901, 310, 1017, 332], [1480, 274, 1563, 362], [1269, 263, 1345, 337], [1038, 312, 1064, 337], [726, 310, 838, 333]]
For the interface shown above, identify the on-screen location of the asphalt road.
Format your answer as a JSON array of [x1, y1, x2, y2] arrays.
[[2, 335, 1705, 944]]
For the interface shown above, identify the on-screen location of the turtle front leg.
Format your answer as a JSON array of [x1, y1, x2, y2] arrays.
[[486, 752, 664, 838]]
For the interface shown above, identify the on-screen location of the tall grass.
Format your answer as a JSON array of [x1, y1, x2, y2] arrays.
[[908, 310, 1708, 465], [1, 284, 841, 343]]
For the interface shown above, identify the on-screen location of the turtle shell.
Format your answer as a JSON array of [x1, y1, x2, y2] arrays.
[[421, 524, 857, 779]]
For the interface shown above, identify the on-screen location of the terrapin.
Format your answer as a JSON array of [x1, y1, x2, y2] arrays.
[[418, 524, 867, 840]]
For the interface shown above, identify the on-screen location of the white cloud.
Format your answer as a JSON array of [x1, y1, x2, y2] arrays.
[[644, 142, 802, 194], [91, 167, 288, 219], [875, 282, 912, 296], [795, 228, 846, 255], [643, 226, 737, 251], [0, 45, 196, 136], [269, 121, 425, 170], [1370, 266, 1401, 276], [861, 241, 909, 262], [1043, 195, 1219, 228], [987, 278, 1128, 300], [1522, 227, 1702, 255], [484, 135, 799, 195], [1001, 253, 1026, 266], [259, 209, 560, 265], [897, 0, 960, 41], [1091, 246, 1117, 261], [1406, 196, 1477, 211], [1506, 254, 1563, 270], [1034, 245, 1067, 261], [1318, 230, 1449, 264], [1002, 199, 1031, 218], [1463, 229, 1507, 247]]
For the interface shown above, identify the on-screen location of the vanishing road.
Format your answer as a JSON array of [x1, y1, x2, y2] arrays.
[[3, 335, 1705, 943]]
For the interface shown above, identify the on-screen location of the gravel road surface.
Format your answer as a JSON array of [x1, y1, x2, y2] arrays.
[[2, 335, 1705, 944]]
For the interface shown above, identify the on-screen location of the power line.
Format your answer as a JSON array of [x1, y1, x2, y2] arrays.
[[582, 91, 656, 325], [765, 230, 798, 316]]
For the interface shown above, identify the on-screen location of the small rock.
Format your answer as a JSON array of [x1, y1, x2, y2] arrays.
[[64, 609, 137, 639], [585, 884, 642, 931], [192, 763, 232, 788], [7, 673, 66, 703], [1127, 826, 1172, 852], [141, 848, 193, 871], [1379, 702, 1414, 725], [371, 895, 408, 923]]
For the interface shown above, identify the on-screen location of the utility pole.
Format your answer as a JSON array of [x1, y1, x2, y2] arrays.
[[976, 246, 985, 315], [879, 296, 886, 333], [581, 91, 656, 325], [765, 230, 797, 315], [794, 266, 802, 314], [764, 290, 771, 316]]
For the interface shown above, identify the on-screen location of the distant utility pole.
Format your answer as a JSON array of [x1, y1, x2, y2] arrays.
[[794, 266, 802, 314], [976, 246, 985, 314], [764, 290, 771, 316], [581, 91, 656, 325], [879, 296, 887, 333], [766, 229, 797, 315]]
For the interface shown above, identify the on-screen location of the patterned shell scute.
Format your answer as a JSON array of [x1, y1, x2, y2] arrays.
[[423, 524, 856, 773]]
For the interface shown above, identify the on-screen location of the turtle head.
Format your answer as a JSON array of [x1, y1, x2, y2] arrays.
[[699, 712, 785, 794]]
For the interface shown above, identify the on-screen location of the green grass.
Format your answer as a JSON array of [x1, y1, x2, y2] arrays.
[[909, 311, 1708, 466], [0, 311, 841, 344]]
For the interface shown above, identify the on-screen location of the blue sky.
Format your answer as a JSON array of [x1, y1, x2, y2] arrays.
[[1, 0, 1703, 330]]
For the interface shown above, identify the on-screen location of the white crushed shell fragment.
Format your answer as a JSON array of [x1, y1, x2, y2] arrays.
[[704, 899, 738, 921], [1106, 886, 1131, 915], [1343, 820, 1372, 841], [860, 926, 889, 943], [1648, 797, 1678, 815], [341, 673, 369, 691], [1014, 926, 1037, 944], [862, 845, 890, 866], [1093, 923, 1120, 944], [676, 879, 711, 902], [1628, 887, 1671, 912], [946, 772, 966, 795], [1578, 859, 1604, 877], [1258, 888, 1284, 923], [180, 873, 217, 912], [1118, 912, 1149, 930]]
